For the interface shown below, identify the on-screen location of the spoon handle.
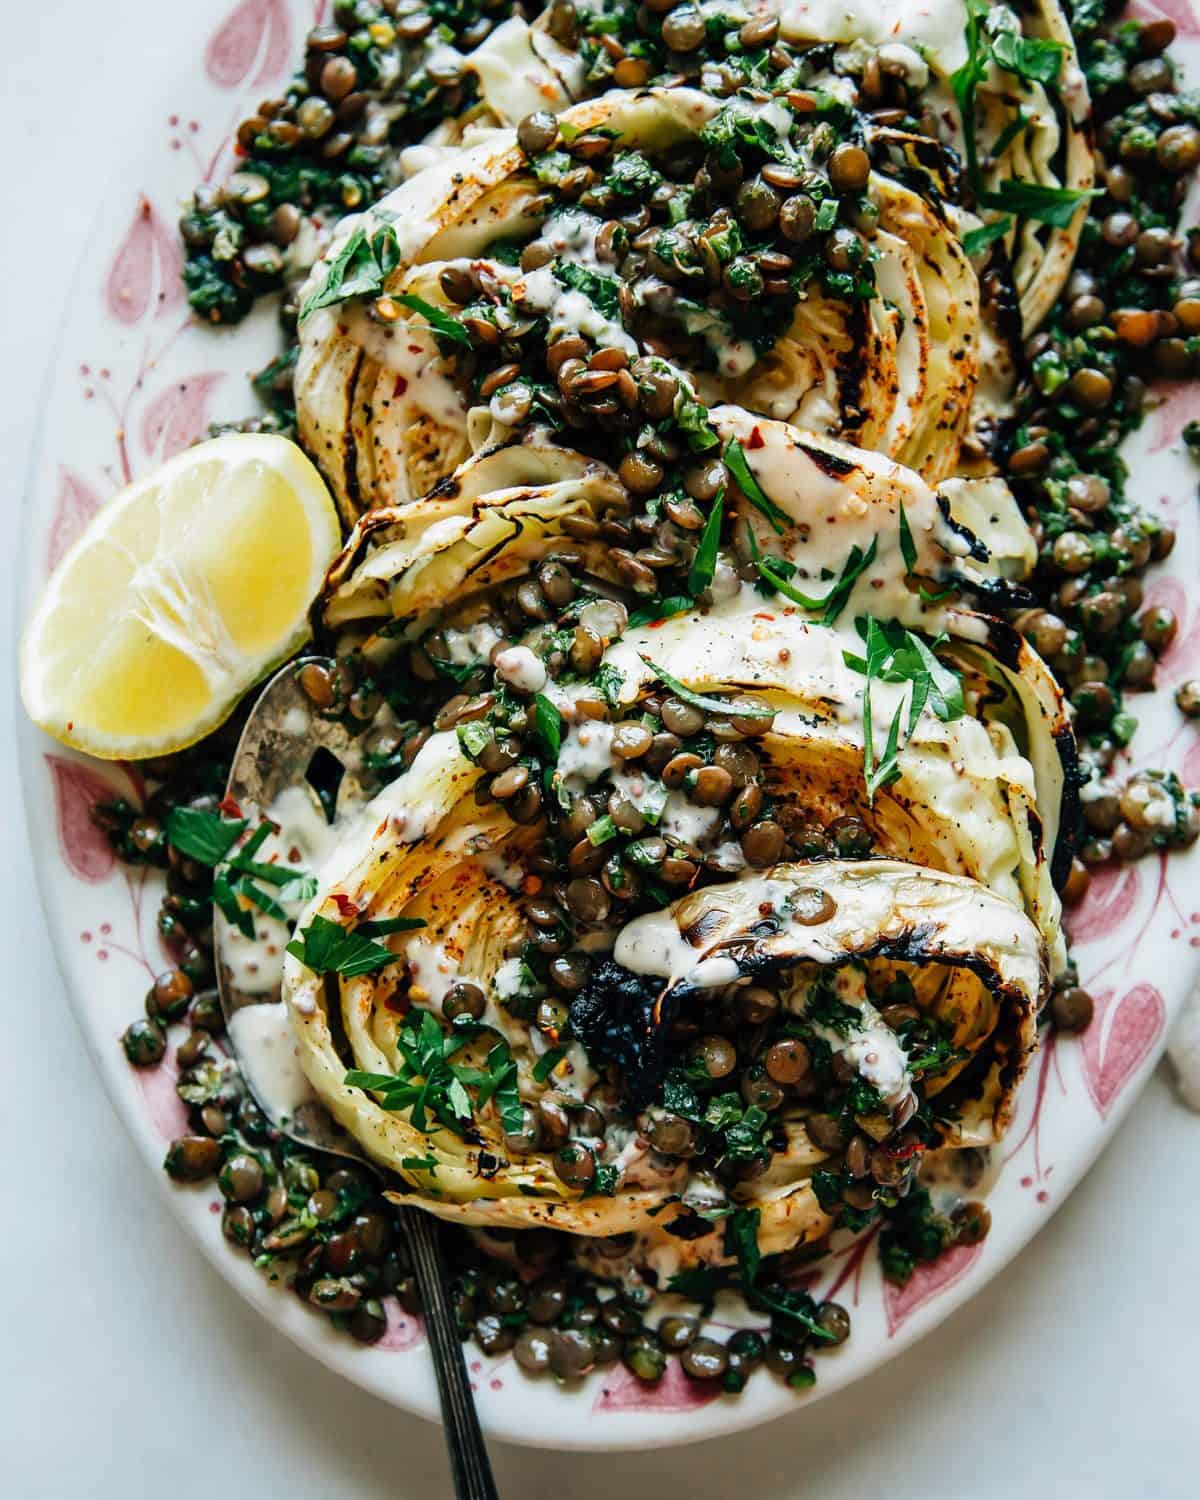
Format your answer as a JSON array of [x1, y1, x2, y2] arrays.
[[398, 1205, 500, 1500]]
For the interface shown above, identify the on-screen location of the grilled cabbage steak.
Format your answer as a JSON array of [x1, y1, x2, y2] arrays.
[[296, 86, 985, 520], [282, 741, 1043, 1263], [314, 420, 1071, 972]]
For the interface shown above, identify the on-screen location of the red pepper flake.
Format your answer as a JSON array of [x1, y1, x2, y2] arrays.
[[218, 793, 244, 819], [753, 612, 776, 621], [748, 426, 765, 449], [393, 375, 408, 396], [331, 892, 358, 920]]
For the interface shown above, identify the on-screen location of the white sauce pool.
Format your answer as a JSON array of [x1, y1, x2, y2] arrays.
[[228, 1002, 315, 1126]]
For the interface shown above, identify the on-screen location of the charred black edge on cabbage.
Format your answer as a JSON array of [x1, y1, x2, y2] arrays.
[[571, 920, 1042, 1121]]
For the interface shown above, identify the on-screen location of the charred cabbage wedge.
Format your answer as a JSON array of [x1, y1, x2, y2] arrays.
[[280, 403, 1068, 1268], [296, 86, 985, 522]]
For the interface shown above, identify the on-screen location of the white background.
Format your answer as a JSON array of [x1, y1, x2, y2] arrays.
[[1, 4, 1196, 1496]]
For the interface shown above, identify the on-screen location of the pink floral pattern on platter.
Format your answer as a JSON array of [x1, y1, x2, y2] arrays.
[[377, 1299, 425, 1352], [141, 373, 226, 462], [206, 0, 294, 89], [45, 468, 103, 573], [594, 1353, 723, 1413], [1079, 983, 1166, 1117], [134, 1043, 190, 1141], [105, 197, 184, 327], [882, 1243, 984, 1338], [1064, 863, 1143, 947], [44, 755, 130, 884]]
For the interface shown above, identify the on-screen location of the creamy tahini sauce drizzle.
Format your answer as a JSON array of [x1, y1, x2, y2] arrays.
[[218, 786, 346, 1126], [216, 785, 340, 998], [228, 1002, 313, 1125], [798, 968, 910, 1098], [339, 305, 468, 428]]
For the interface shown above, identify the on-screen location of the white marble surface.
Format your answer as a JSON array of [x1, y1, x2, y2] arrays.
[[1, 4, 1196, 1496]]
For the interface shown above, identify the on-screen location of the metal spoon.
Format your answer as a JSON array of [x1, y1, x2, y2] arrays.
[[215, 656, 499, 1500]]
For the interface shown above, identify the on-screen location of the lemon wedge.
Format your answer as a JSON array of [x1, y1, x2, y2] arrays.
[[21, 433, 342, 759]]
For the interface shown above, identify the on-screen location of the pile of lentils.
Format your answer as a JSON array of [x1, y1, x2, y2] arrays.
[[182, 0, 520, 335], [996, 2, 1200, 989], [128, 934, 985, 1390], [98, 0, 1200, 1378], [402, 91, 878, 458]]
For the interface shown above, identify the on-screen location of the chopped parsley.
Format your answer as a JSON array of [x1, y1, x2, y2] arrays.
[[166, 807, 247, 865], [533, 693, 563, 759], [553, 260, 621, 319], [638, 656, 773, 718], [724, 437, 790, 534], [392, 293, 472, 346], [345, 1012, 521, 1137], [980, 180, 1099, 229], [961, 216, 1013, 257], [687, 489, 725, 597], [843, 618, 965, 802], [286, 914, 401, 978], [747, 524, 878, 627], [898, 503, 918, 573]]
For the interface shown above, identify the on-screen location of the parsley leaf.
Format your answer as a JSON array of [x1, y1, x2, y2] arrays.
[[748, 526, 878, 626], [665, 1265, 725, 1302], [700, 101, 798, 170], [357, 915, 429, 937], [583, 1161, 616, 1197], [212, 868, 254, 940], [898, 503, 918, 574], [981, 180, 1099, 229], [675, 395, 720, 452], [662, 1069, 703, 1122], [287, 914, 398, 977], [628, 595, 694, 628], [277, 873, 319, 904], [843, 619, 965, 803], [594, 662, 626, 709], [167, 807, 247, 865], [687, 489, 725, 597], [961, 217, 1013, 257], [552, 260, 622, 319], [723, 1206, 762, 1289], [949, 0, 989, 192], [299, 226, 379, 321], [391, 293, 472, 346], [638, 656, 773, 718], [533, 1046, 567, 1083], [724, 437, 790, 534], [752, 1283, 839, 1344], [473, 1042, 524, 1134], [990, 29, 1064, 87], [347, 1012, 494, 1137], [533, 693, 563, 759]]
